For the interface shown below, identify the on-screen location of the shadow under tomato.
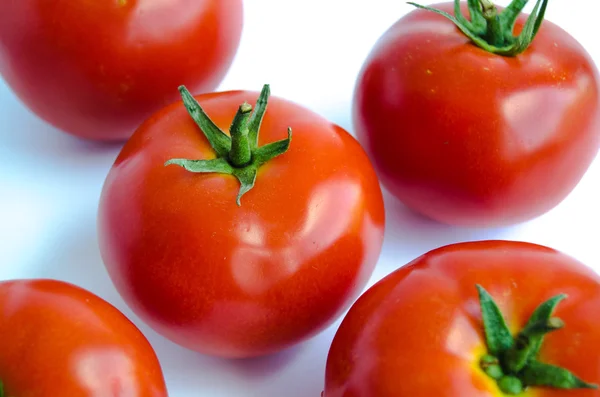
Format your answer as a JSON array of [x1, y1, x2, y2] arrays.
[[223, 345, 304, 378], [30, 207, 329, 396], [216, 331, 335, 397], [22, 207, 221, 390], [0, 82, 122, 170], [375, 188, 522, 276]]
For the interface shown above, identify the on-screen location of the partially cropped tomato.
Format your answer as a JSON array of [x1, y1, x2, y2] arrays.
[[97, 84, 385, 358], [0, 0, 243, 141], [0, 279, 167, 396], [353, 0, 600, 227], [324, 240, 600, 397]]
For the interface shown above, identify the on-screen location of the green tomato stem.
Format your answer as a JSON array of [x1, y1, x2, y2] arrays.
[[407, 0, 550, 56], [228, 103, 253, 167], [165, 84, 292, 206], [479, 0, 495, 13], [478, 0, 505, 47]]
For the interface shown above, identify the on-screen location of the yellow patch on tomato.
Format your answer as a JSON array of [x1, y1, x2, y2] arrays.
[[469, 343, 541, 397]]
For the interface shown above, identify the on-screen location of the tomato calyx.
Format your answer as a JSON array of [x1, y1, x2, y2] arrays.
[[475, 285, 598, 394], [165, 84, 292, 205], [407, 0, 549, 56]]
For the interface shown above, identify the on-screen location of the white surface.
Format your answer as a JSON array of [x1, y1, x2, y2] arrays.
[[1, 1, 599, 396]]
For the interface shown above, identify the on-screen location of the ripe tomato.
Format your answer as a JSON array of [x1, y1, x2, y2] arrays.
[[353, 1, 600, 227], [324, 240, 600, 397], [0, 279, 167, 396], [0, 0, 243, 141], [97, 84, 385, 358]]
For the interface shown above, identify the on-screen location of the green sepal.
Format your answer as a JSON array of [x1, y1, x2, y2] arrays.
[[522, 294, 567, 357], [165, 157, 235, 175], [501, 0, 528, 33], [502, 294, 566, 373], [247, 84, 270, 149], [232, 167, 258, 206], [476, 284, 514, 356], [179, 86, 231, 158], [254, 127, 292, 166], [407, 2, 492, 50], [454, 0, 474, 31], [522, 360, 599, 390], [508, 0, 547, 55], [504, 317, 564, 373], [467, 0, 486, 31]]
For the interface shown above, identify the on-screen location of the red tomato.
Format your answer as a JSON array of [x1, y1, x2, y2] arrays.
[[324, 240, 600, 397], [0, 0, 243, 141], [353, 1, 600, 227], [97, 85, 385, 358], [0, 279, 167, 396]]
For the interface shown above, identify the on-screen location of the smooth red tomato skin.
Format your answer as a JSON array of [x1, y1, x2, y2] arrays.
[[353, 3, 600, 227], [97, 90, 386, 358], [323, 240, 600, 397], [0, 0, 243, 141], [0, 279, 167, 396]]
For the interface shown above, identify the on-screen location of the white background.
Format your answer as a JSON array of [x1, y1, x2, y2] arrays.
[[1, 1, 599, 396]]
